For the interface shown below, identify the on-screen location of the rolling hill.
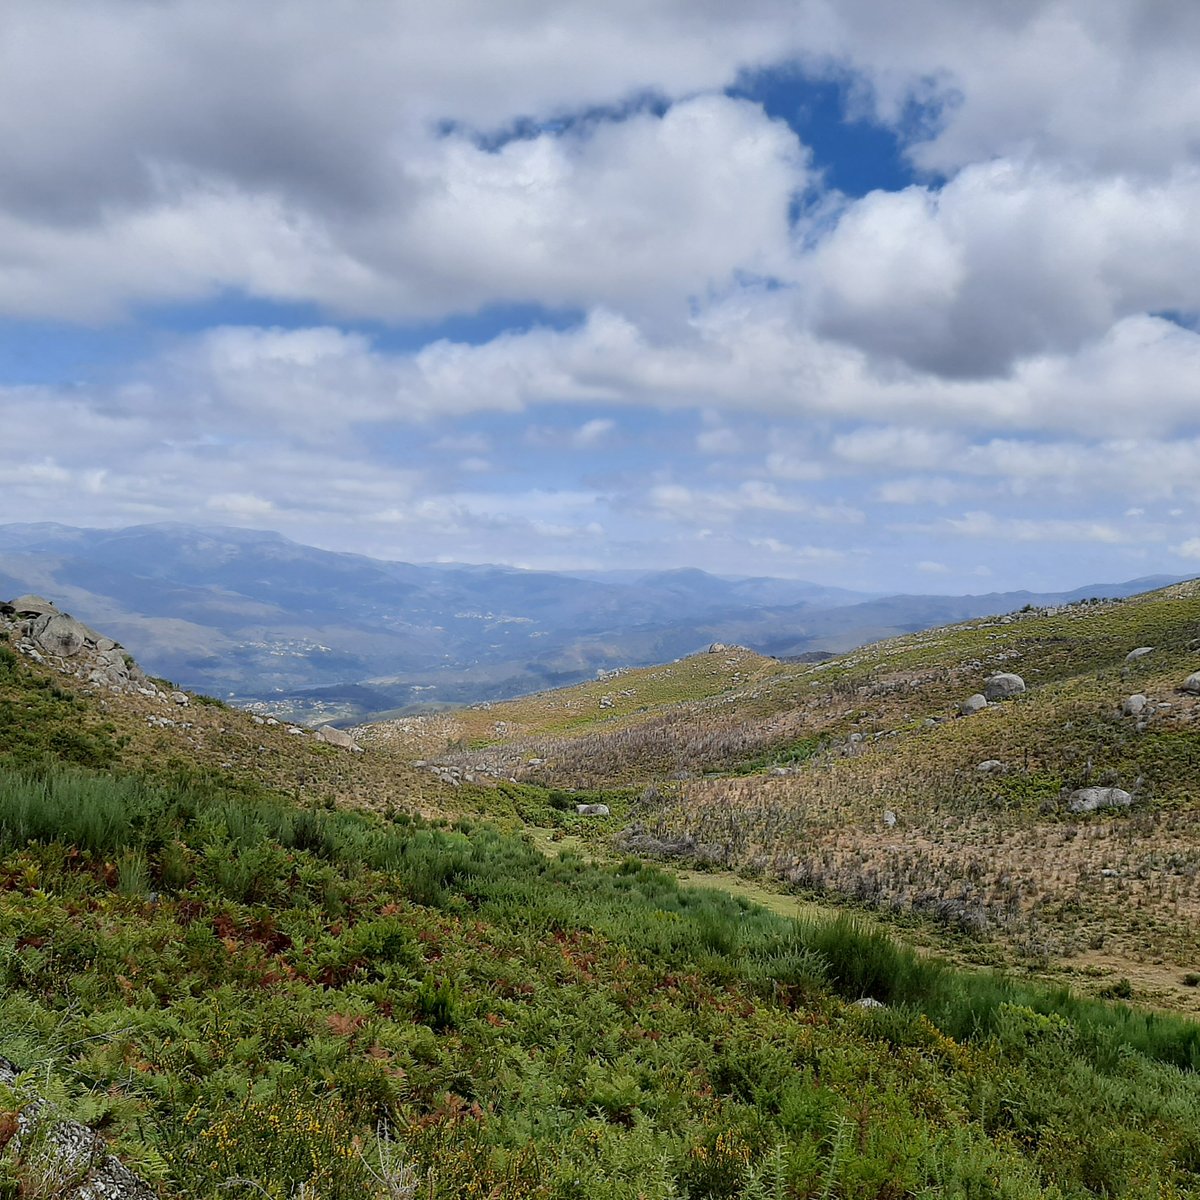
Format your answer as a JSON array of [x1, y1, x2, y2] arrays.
[[5, 581, 1200, 1196], [0, 521, 1184, 722]]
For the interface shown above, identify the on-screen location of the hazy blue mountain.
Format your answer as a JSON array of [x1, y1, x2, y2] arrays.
[[0, 522, 1187, 721]]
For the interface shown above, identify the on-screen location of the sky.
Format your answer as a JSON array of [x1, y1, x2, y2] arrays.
[[2, 0, 1200, 593]]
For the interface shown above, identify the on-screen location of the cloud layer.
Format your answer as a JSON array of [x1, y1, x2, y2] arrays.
[[1, 1, 1198, 590]]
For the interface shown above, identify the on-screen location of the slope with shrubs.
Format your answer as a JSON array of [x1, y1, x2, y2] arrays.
[[4, 617, 1200, 1195], [6, 765, 1200, 1198], [428, 583, 1200, 1001]]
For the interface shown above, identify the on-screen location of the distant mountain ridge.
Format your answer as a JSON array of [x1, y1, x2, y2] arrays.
[[0, 522, 1187, 721]]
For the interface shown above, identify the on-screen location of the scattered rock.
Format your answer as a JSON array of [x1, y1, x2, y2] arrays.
[[576, 803, 610, 816], [852, 997, 886, 1010], [960, 693, 988, 716], [1182, 673, 1200, 695], [1066, 786, 1133, 814], [983, 672, 1026, 701], [1122, 694, 1148, 716], [976, 760, 1005, 773], [1100, 868, 1120, 878], [170, 691, 190, 707], [1125, 647, 1154, 662], [883, 810, 897, 828]]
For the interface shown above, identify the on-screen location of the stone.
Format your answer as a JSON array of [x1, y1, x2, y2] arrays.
[[171, 691, 190, 707], [1122, 694, 1147, 716], [575, 803, 610, 816], [315, 725, 363, 752], [983, 672, 1026, 701], [883, 810, 897, 828], [976, 760, 1005, 773], [27, 611, 89, 657], [1182, 673, 1200, 695], [852, 997, 886, 1010], [9, 594, 58, 618], [1066, 787, 1133, 814], [0, 1055, 157, 1199], [960, 694, 988, 716], [1125, 647, 1154, 662]]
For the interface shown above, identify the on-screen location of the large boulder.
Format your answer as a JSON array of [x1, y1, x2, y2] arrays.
[[983, 673, 1026, 701], [1066, 787, 1132, 814], [1182, 673, 1200, 695], [8, 594, 58, 618], [1122, 694, 1148, 716], [1125, 647, 1154, 662], [315, 725, 363, 752], [27, 611, 90, 657]]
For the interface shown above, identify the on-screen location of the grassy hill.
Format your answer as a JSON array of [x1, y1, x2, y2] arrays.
[[6, 593, 1200, 1196], [415, 582, 1200, 1006]]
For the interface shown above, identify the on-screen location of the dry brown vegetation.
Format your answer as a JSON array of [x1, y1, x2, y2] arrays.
[[417, 583, 1200, 1005]]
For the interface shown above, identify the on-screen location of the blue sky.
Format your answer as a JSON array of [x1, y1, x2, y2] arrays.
[[2, 1, 1200, 591]]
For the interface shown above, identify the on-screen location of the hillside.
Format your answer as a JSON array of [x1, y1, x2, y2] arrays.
[[406, 580, 1200, 1007], [1, 522, 1183, 721], [6, 589, 1200, 1197]]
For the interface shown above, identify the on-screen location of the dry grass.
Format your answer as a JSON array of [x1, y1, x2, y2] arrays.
[[424, 584, 1200, 1002]]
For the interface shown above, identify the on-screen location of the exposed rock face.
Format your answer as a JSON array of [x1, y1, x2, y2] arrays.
[[2, 596, 152, 695], [0, 1056, 156, 1199], [960, 693, 988, 716], [1122, 694, 1148, 716], [1066, 787, 1133, 814], [315, 725, 364, 752], [983, 673, 1026, 701]]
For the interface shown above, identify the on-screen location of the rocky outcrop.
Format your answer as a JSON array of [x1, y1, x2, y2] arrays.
[[2, 596, 154, 695], [0, 1056, 156, 1199]]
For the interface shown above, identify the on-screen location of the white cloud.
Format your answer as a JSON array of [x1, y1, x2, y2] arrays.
[[571, 418, 616, 448], [1175, 538, 1200, 561], [934, 511, 1132, 544], [696, 427, 742, 455], [807, 162, 1200, 377], [876, 477, 964, 506], [206, 493, 276, 518], [647, 480, 862, 524]]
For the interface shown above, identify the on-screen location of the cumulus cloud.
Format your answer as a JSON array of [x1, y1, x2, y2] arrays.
[[2, 2, 1199, 588]]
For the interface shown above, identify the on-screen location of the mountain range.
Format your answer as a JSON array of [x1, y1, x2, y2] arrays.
[[0, 521, 1186, 721]]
